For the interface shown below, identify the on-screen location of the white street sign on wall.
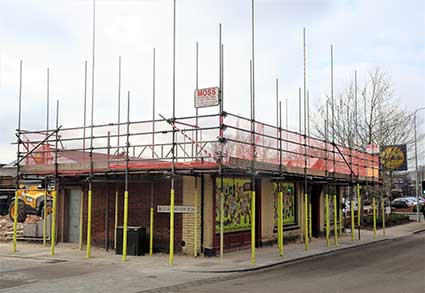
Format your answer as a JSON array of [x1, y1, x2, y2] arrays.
[[194, 87, 220, 108], [157, 205, 195, 213]]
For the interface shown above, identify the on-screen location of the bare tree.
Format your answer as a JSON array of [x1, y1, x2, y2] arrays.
[[313, 68, 424, 200]]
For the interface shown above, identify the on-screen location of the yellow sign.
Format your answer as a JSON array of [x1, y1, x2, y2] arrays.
[[380, 145, 407, 171], [215, 178, 252, 233]]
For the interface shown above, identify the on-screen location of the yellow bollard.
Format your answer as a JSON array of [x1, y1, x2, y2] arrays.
[[43, 189, 47, 246], [251, 191, 256, 264], [12, 190, 19, 252], [86, 188, 92, 258], [373, 197, 376, 240], [122, 190, 129, 261], [333, 195, 338, 246], [51, 190, 57, 256], [304, 193, 308, 251], [220, 190, 224, 259], [339, 205, 343, 236], [149, 207, 154, 256], [325, 194, 330, 247], [351, 199, 355, 241], [278, 190, 283, 256], [193, 188, 198, 257], [169, 188, 175, 265], [308, 202, 312, 240], [381, 198, 385, 236], [114, 191, 118, 250], [79, 190, 83, 250], [357, 183, 361, 227]]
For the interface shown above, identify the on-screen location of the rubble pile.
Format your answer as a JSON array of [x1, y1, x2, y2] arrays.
[[0, 215, 23, 241]]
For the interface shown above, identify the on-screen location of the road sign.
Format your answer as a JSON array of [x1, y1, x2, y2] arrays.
[[157, 205, 195, 213], [380, 145, 408, 171], [194, 87, 220, 108]]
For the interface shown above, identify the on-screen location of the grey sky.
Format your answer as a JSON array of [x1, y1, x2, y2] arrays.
[[0, 0, 424, 163]]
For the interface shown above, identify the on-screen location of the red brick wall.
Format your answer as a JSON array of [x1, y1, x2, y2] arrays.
[[63, 175, 183, 253]]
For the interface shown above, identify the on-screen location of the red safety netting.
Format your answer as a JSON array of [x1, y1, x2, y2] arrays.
[[17, 112, 379, 180]]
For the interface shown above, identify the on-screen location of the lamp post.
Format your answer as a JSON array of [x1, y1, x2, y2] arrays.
[[414, 107, 425, 222]]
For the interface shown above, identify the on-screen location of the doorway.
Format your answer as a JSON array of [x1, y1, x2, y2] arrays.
[[66, 189, 81, 243], [310, 184, 322, 238]]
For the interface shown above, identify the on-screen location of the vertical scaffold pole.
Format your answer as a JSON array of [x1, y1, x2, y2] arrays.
[[250, 0, 256, 265], [251, 187, 256, 264], [333, 194, 338, 245], [114, 187, 118, 250], [87, 0, 96, 259], [219, 23, 224, 261], [351, 198, 355, 241], [373, 197, 376, 240], [309, 201, 312, 240], [193, 178, 198, 257], [169, 0, 176, 266], [278, 186, 283, 256], [325, 194, 330, 246], [81, 61, 87, 251], [12, 189, 19, 252], [381, 198, 385, 236], [339, 201, 343, 236], [13, 60, 23, 253], [87, 186, 92, 257], [219, 176, 224, 259], [357, 182, 361, 240], [43, 177, 48, 246], [43, 67, 50, 247], [51, 189, 57, 256], [150, 181, 154, 256], [52, 99, 59, 256], [278, 102, 283, 256], [304, 193, 308, 251], [122, 91, 130, 262], [79, 188, 84, 250]]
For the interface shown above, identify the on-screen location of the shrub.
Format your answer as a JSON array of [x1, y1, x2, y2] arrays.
[[361, 213, 410, 229]]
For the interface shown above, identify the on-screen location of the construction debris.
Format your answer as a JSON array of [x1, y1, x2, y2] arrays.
[[0, 214, 23, 241], [0, 214, 46, 241]]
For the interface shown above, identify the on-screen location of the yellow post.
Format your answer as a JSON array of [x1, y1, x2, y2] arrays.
[[339, 203, 343, 236], [43, 190, 47, 246], [381, 198, 385, 236], [149, 207, 154, 256], [12, 190, 19, 252], [351, 199, 355, 241], [357, 183, 361, 227], [251, 191, 256, 264], [278, 190, 283, 256], [51, 190, 57, 256], [169, 188, 175, 266], [122, 190, 129, 261], [308, 202, 312, 240], [193, 188, 198, 257], [86, 188, 92, 258], [220, 191, 224, 259], [325, 194, 330, 247], [114, 191, 118, 250], [304, 193, 309, 251], [79, 190, 84, 250], [373, 197, 376, 240], [333, 194, 338, 246]]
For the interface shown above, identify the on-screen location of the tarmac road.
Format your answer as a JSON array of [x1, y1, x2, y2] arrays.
[[173, 232, 425, 293]]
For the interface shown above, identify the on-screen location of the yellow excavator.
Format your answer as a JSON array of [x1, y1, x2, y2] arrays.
[[9, 185, 52, 223]]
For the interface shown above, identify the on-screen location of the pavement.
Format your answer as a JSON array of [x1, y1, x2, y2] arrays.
[[0, 221, 424, 292]]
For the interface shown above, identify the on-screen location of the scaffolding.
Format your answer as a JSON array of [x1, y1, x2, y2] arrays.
[[10, 0, 381, 265]]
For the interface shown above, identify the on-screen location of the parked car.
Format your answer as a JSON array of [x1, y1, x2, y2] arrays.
[[404, 196, 425, 205], [391, 198, 414, 209]]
